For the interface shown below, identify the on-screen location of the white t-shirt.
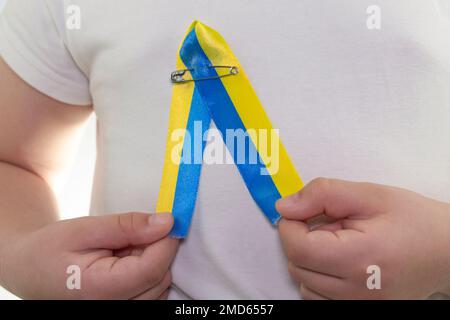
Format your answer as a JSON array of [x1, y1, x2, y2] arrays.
[[1, 0, 450, 299]]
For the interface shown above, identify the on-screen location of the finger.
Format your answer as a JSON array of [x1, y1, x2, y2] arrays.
[[279, 218, 363, 276], [132, 271, 172, 300], [114, 245, 146, 258], [313, 220, 344, 232], [300, 285, 330, 300], [289, 263, 344, 299], [86, 237, 179, 299], [276, 178, 386, 221], [157, 289, 171, 300], [307, 214, 337, 230], [65, 212, 173, 250]]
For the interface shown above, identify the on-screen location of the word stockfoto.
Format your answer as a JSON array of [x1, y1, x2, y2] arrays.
[[170, 121, 281, 175]]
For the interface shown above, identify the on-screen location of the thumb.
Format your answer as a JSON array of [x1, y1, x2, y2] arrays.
[[276, 178, 384, 221], [64, 212, 174, 250]]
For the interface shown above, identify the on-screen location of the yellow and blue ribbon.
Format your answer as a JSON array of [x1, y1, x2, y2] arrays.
[[157, 21, 303, 238]]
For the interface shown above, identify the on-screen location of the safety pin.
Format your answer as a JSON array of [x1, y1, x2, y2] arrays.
[[171, 65, 239, 83]]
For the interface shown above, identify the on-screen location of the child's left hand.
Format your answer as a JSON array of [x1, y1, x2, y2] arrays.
[[276, 178, 450, 299]]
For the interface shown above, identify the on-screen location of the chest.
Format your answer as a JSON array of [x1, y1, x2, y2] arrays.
[[68, 0, 450, 202]]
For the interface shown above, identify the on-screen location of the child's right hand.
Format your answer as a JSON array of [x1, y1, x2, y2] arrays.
[[0, 212, 178, 299]]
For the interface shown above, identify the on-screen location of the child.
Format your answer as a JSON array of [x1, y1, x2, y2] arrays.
[[0, 0, 449, 299]]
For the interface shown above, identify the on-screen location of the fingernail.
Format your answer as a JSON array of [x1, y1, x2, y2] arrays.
[[148, 213, 172, 225]]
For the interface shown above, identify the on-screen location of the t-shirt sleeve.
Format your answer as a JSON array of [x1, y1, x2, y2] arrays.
[[0, 0, 91, 105]]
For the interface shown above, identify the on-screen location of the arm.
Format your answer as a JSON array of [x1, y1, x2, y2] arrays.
[[0, 59, 178, 299], [0, 57, 92, 243]]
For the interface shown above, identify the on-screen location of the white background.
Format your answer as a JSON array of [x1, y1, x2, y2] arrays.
[[0, 0, 97, 299]]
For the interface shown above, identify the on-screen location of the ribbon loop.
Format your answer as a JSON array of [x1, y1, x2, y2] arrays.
[[157, 21, 303, 238]]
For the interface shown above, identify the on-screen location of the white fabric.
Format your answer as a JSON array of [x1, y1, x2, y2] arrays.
[[1, 0, 450, 299]]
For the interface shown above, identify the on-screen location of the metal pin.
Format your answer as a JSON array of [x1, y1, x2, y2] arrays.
[[171, 65, 239, 83]]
